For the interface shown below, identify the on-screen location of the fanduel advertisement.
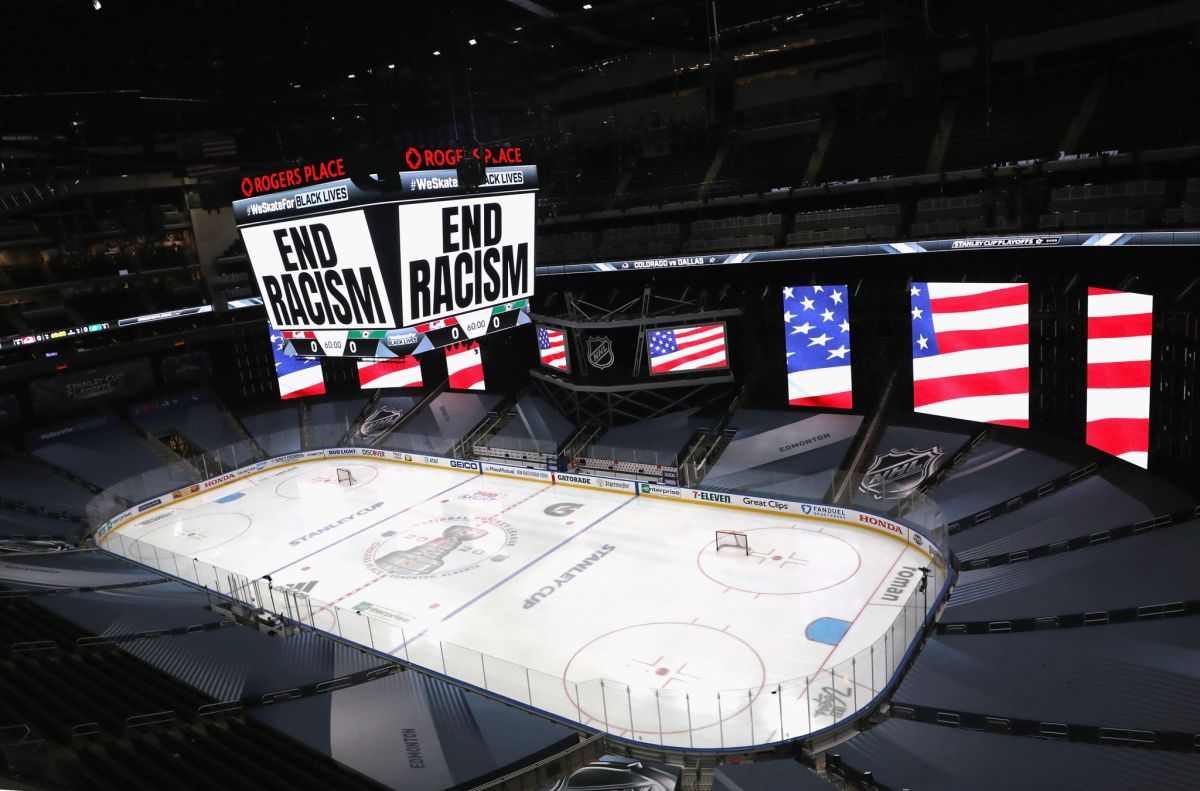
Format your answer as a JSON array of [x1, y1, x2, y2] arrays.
[[398, 192, 535, 326], [241, 209, 396, 331]]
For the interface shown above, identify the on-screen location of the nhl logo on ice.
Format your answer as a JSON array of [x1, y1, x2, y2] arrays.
[[587, 336, 615, 370], [544, 502, 583, 517], [859, 447, 944, 501]]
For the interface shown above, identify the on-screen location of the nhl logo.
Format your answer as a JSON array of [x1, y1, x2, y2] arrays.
[[359, 405, 405, 438], [859, 446, 944, 500], [587, 336, 615, 370]]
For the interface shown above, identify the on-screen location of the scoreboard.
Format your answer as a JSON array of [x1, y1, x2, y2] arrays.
[[234, 149, 537, 357], [280, 299, 529, 357]]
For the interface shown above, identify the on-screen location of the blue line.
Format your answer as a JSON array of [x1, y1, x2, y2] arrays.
[[390, 492, 639, 654], [264, 474, 479, 578]]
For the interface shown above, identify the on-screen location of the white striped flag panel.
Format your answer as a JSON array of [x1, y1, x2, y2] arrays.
[[647, 324, 728, 375], [537, 325, 569, 372], [910, 282, 1029, 427], [446, 342, 486, 390], [271, 329, 325, 399], [357, 356, 423, 389], [1087, 287, 1152, 468], [784, 285, 852, 408]]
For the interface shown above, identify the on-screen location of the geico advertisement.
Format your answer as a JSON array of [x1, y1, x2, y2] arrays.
[[241, 209, 396, 330], [399, 192, 534, 326]]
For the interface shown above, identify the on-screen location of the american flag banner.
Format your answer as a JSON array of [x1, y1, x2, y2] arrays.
[[446, 342, 486, 390], [647, 324, 728, 375], [1087, 288, 1152, 468], [784, 285, 852, 408], [357, 356, 423, 389], [271, 329, 325, 399], [911, 283, 1029, 427], [537, 326, 569, 371]]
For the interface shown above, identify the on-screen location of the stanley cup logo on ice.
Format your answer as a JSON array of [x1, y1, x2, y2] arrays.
[[376, 525, 489, 576], [858, 446, 944, 500]]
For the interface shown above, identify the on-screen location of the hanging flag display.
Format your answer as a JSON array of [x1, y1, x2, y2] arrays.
[[646, 324, 728, 375], [537, 325, 569, 372], [783, 285, 852, 408], [271, 328, 325, 399], [1086, 288, 1152, 468], [357, 356, 423, 389], [446, 342, 485, 390], [911, 282, 1029, 427]]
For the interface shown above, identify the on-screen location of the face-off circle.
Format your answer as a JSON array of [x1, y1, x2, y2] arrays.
[[370, 516, 514, 578], [127, 513, 253, 560], [697, 527, 860, 595], [563, 622, 766, 736], [275, 464, 379, 499]]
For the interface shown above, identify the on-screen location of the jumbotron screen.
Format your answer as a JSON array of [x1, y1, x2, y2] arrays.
[[910, 282, 1030, 427], [1086, 288, 1152, 467], [233, 150, 538, 358]]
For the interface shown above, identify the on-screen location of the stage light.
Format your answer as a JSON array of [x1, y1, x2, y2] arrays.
[[93, 0, 101, 9], [388, 64, 395, 69], [468, 38, 477, 45], [433, 50, 441, 55], [583, 3, 592, 7], [348, 74, 355, 78]]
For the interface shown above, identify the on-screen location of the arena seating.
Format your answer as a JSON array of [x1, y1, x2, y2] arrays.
[[941, 523, 1200, 630], [128, 391, 246, 458], [0, 453, 93, 517], [701, 410, 862, 501], [713, 759, 835, 791], [379, 392, 504, 457], [481, 394, 576, 458], [927, 435, 1102, 529], [27, 413, 192, 492], [892, 619, 1200, 735], [949, 467, 1196, 564], [308, 395, 371, 449], [233, 404, 302, 457], [0, 548, 578, 791], [831, 719, 1199, 791], [585, 409, 717, 473], [0, 589, 393, 791]]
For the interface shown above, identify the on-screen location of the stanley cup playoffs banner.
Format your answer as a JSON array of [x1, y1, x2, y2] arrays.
[[29, 358, 154, 416]]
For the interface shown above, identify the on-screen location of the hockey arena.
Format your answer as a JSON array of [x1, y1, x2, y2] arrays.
[[4, 2, 1200, 790], [97, 454, 943, 749]]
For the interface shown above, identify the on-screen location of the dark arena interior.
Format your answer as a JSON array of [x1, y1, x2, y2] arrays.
[[2, 1, 1200, 789]]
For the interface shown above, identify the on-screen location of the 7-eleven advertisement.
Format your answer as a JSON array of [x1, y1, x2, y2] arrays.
[[357, 356, 423, 389]]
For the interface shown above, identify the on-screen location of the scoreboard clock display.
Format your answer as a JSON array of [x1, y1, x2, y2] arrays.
[[283, 300, 529, 358]]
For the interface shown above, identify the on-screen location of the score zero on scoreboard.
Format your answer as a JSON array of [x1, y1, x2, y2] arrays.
[[282, 299, 529, 357]]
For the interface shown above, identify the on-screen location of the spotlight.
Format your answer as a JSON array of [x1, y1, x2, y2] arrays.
[[93, 0, 101, 9], [468, 38, 477, 45], [433, 50, 441, 56]]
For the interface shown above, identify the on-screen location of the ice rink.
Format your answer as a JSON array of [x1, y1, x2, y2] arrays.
[[101, 458, 934, 748]]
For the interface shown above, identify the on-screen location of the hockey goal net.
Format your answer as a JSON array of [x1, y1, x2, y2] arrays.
[[715, 530, 749, 554], [336, 468, 356, 486]]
